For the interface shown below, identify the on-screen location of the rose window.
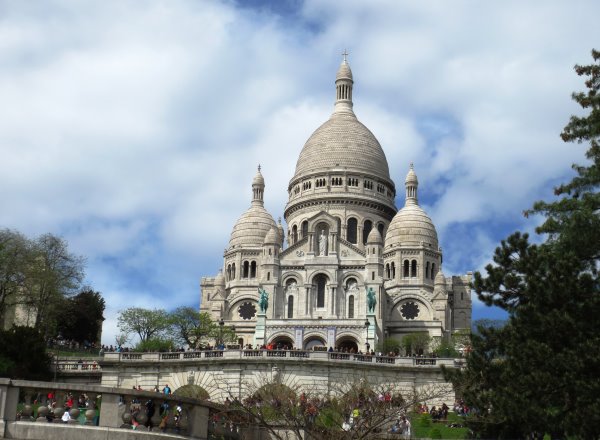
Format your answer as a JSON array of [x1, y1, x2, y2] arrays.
[[238, 302, 257, 320], [400, 302, 419, 320]]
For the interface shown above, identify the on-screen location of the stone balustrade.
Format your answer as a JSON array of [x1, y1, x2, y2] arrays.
[[0, 378, 227, 440], [103, 349, 458, 368]]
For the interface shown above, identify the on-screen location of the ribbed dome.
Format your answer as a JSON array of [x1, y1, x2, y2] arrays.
[[214, 269, 225, 286], [367, 227, 383, 244], [385, 204, 438, 249], [229, 205, 276, 249], [293, 112, 391, 180], [263, 226, 279, 245], [252, 168, 265, 186], [434, 269, 446, 287], [336, 62, 353, 81]]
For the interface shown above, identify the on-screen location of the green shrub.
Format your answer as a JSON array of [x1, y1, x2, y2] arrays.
[[418, 413, 432, 427]]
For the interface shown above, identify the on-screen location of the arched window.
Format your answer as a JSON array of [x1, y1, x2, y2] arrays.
[[250, 261, 257, 278], [431, 263, 436, 279], [347, 218, 358, 244], [287, 295, 294, 318], [301, 221, 308, 238], [231, 263, 236, 279], [348, 295, 355, 319], [267, 272, 270, 281], [227, 264, 231, 281], [403, 260, 409, 277], [378, 223, 384, 237], [315, 274, 327, 308], [391, 262, 396, 278], [363, 220, 373, 245], [243, 261, 249, 278], [425, 262, 430, 279], [386, 264, 390, 279], [292, 225, 298, 244], [411, 260, 417, 277]]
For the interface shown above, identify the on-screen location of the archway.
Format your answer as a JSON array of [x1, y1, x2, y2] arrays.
[[336, 337, 358, 353], [270, 335, 294, 350], [173, 384, 210, 400], [304, 336, 326, 350]]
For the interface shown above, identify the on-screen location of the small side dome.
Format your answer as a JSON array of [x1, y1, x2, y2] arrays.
[[434, 269, 446, 287], [385, 204, 438, 249], [263, 226, 279, 245], [366, 227, 383, 244], [229, 206, 276, 249], [214, 269, 225, 286]]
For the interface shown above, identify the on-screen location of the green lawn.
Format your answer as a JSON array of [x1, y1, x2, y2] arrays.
[[411, 412, 470, 439]]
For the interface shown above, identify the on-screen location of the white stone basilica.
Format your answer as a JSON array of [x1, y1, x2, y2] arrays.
[[200, 57, 471, 352]]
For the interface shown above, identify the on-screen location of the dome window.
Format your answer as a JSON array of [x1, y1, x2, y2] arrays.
[[315, 274, 328, 308], [347, 177, 359, 187], [391, 262, 396, 278], [287, 295, 294, 318], [364, 180, 373, 190], [363, 220, 373, 245], [250, 261, 257, 278], [403, 260, 410, 278], [411, 260, 417, 277], [377, 184, 385, 194], [331, 177, 343, 186], [347, 218, 358, 244], [292, 225, 298, 244], [301, 221, 308, 238], [425, 262, 430, 279], [243, 261, 250, 278]]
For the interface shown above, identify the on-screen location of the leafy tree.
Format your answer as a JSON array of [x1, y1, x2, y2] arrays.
[[0, 229, 28, 326], [58, 288, 105, 345], [22, 233, 85, 337], [0, 326, 52, 380], [135, 337, 175, 352], [401, 332, 431, 355], [445, 49, 600, 439], [117, 307, 171, 343], [170, 307, 215, 347], [375, 337, 401, 355], [170, 307, 237, 348]]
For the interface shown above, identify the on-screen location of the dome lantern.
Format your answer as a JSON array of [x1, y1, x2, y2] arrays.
[[334, 50, 354, 115], [405, 163, 418, 206], [252, 165, 265, 206]]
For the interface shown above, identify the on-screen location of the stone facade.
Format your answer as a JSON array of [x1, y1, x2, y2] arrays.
[[200, 57, 471, 352]]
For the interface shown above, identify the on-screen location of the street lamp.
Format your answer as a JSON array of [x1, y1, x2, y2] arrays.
[[218, 318, 225, 348], [364, 320, 370, 353]]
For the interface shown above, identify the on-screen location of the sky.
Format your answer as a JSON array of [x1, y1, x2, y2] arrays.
[[1, 0, 598, 345]]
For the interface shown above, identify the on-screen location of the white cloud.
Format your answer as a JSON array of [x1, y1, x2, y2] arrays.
[[0, 0, 598, 343]]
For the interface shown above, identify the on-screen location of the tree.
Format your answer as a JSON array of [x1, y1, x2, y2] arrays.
[[117, 307, 171, 343], [216, 376, 451, 440], [22, 233, 85, 337], [0, 229, 29, 326], [0, 326, 52, 380], [57, 288, 105, 345], [445, 49, 600, 439], [170, 307, 215, 348], [401, 332, 431, 356]]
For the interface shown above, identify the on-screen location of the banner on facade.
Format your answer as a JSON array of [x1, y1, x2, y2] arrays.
[[327, 327, 336, 349], [295, 327, 304, 349]]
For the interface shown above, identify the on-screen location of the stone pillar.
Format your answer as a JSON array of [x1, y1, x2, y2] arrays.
[[98, 392, 120, 428], [253, 313, 267, 347], [308, 232, 315, 254], [331, 232, 338, 254], [188, 405, 209, 439], [331, 287, 337, 316]]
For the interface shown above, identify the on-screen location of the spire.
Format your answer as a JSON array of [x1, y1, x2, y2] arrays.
[[334, 50, 354, 115], [252, 165, 265, 206], [404, 163, 419, 206]]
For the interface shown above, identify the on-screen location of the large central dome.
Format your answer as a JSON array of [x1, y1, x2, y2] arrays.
[[291, 58, 391, 183], [292, 112, 391, 181]]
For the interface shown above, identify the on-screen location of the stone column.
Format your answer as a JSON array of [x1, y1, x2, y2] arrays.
[[331, 287, 337, 316], [98, 393, 120, 428]]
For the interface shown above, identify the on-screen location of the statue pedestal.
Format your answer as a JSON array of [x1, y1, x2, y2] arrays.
[[366, 314, 376, 349], [253, 313, 266, 347]]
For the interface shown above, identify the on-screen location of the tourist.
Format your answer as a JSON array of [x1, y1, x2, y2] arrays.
[[163, 384, 171, 395]]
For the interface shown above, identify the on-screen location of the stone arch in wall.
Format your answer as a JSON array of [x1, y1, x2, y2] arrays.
[[269, 335, 294, 348], [173, 384, 210, 400], [336, 335, 359, 353], [304, 335, 326, 350], [313, 273, 329, 309]]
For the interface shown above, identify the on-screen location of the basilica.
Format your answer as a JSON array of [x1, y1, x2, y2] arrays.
[[200, 57, 471, 352]]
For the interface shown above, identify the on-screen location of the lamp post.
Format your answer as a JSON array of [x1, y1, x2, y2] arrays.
[[364, 320, 370, 354], [218, 318, 224, 348]]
